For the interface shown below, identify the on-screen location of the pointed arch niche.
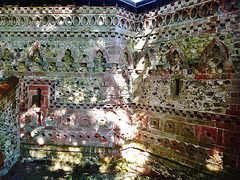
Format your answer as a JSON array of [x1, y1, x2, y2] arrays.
[[118, 47, 133, 74], [202, 38, 230, 73], [166, 44, 185, 75], [28, 43, 43, 72], [134, 49, 153, 75], [1, 45, 16, 71], [90, 45, 109, 72], [166, 44, 185, 98]]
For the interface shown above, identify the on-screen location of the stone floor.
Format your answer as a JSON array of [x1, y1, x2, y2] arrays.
[[0, 160, 170, 180]]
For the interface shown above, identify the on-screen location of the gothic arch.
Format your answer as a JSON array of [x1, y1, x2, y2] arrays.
[[202, 38, 229, 63], [166, 44, 185, 62], [1, 47, 15, 62], [28, 42, 42, 59], [0, 45, 17, 71], [57, 46, 77, 62], [1, 43, 16, 58], [134, 49, 152, 74], [166, 44, 185, 74], [135, 47, 154, 66], [119, 47, 133, 68], [201, 38, 229, 73], [1, 48, 13, 59], [89, 44, 109, 65], [61, 49, 74, 63]]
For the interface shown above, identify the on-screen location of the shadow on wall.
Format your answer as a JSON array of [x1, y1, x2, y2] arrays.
[[15, 46, 182, 179], [1, 18, 239, 179], [17, 47, 151, 178], [0, 76, 20, 176], [131, 32, 240, 179]]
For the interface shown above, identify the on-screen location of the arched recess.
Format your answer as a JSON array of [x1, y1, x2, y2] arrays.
[[27, 42, 44, 72], [118, 47, 134, 74], [87, 44, 109, 72], [28, 42, 42, 59], [1, 43, 16, 58], [57, 46, 77, 62], [89, 44, 109, 68], [134, 48, 153, 75], [119, 46, 134, 68], [1, 44, 16, 71], [61, 49, 74, 63], [166, 44, 185, 61], [166, 44, 185, 74], [1, 48, 14, 60], [201, 38, 230, 73]]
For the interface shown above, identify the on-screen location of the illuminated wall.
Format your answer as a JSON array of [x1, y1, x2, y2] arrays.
[[0, 0, 239, 179], [0, 6, 137, 176], [132, 0, 240, 178], [0, 76, 20, 176]]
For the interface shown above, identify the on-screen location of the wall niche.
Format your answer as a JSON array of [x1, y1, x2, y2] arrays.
[[170, 75, 184, 98]]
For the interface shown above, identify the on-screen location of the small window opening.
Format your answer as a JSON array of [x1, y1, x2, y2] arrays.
[[37, 88, 42, 107], [175, 79, 180, 96]]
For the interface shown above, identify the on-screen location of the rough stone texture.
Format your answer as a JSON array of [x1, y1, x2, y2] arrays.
[[132, 0, 240, 178], [0, 76, 20, 176], [0, 0, 240, 179]]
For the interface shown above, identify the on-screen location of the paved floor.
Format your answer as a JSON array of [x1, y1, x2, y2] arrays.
[[1, 160, 165, 180]]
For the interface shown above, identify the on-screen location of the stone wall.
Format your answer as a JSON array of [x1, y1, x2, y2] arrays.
[[0, 0, 239, 179], [132, 0, 240, 178], [0, 5, 135, 149], [0, 76, 20, 176]]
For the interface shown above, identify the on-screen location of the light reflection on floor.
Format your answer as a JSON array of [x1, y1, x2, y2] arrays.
[[8, 161, 159, 180]]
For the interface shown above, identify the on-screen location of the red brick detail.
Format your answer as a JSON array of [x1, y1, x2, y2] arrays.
[[238, 156, 240, 170], [217, 129, 223, 146], [232, 80, 240, 85], [95, 133, 108, 143], [226, 109, 240, 116], [224, 148, 235, 156], [29, 86, 49, 91], [227, 74, 233, 79], [85, 133, 98, 142], [228, 155, 238, 169], [28, 85, 49, 108], [103, 78, 110, 82], [0, 76, 19, 100], [0, 150, 4, 169], [216, 122, 235, 131], [195, 74, 208, 80], [199, 28, 216, 35], [230, 105, 237, 110], [231, 92, 238, 98], [196, 126, 217, 144], [228, 24, 239, 31], [223, 131, 240, 150], [170, 140, 179, 150], [238, 105, 240, 111], [226, 98, 240, 104], [234, 43, 240, 48], [136, 131, 142, 140], [104, 82, 117, 86]]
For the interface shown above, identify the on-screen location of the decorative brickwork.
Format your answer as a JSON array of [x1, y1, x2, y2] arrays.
[[132, 0, 240, 177], [0, 150, 3, 171], [0, 0, 239, 179], [0, 76, 20, 176]]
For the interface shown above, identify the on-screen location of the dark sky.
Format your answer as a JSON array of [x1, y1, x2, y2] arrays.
[[0, 0, 175, 13]]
